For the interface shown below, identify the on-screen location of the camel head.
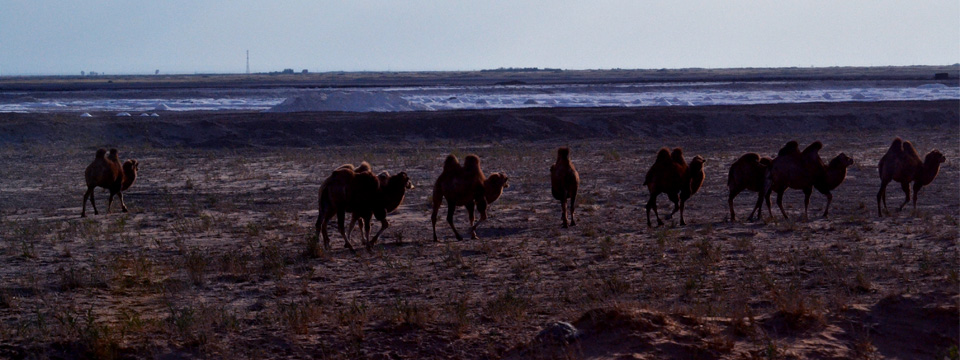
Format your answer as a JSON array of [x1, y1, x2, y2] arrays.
[[689, 155, 705, 171], [389, 171, 414, 190], [382, 171, 413, 212], [121, 159, 139, 191], [828, 153, 854, 169], [925, 149, 946, 165], [484, 172, 509, 203]]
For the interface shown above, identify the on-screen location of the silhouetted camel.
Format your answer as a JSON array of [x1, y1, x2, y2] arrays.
[[550, 147, 580, 228], [82, 148, 139, 217], [877, 138, 946, 216], [764, 141, 825, 220], [815, 153, 854, 217], [431, 154, 509, 241], [727, 153, 772, 222], [643, 148, 704, 226], [358, 170, 414, 246], [315, 162, 379, 252]]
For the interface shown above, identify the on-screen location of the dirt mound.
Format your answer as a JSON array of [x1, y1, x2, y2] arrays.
[[265, 91, 428, 112]]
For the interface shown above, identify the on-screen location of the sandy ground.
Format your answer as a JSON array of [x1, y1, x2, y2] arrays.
[[0, 101, 957, 359]]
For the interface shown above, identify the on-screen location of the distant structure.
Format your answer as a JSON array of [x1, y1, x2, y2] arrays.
[[246, 50, 250, 74], [934, 72, 949, 80]]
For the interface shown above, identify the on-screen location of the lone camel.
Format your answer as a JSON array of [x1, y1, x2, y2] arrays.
[[550, 147, 580, 228], [82, 148, 138, 217], [877, 137, 945, 216]]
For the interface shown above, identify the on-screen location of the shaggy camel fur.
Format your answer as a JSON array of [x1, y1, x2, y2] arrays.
[[764, 141, 826, 220], [877, 138, 946, 216], [643, 148, 704, 226], [81, 148, 139, 217], [815, 153, 854, 217], [727, 153, 772, 222], [315, 162, 379, 251], [550, 147, 580, 228], [431, 154, 509, 241]]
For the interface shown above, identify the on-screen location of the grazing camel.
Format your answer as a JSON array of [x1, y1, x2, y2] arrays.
[[431, 154, 509, 241], [727, 153, 773, 222], [315, 162, 380, 251], [764, 141, 826, 221], [81, 148, 139, 217], [877, 138, 946, 216], [550, 147, 580, 228], [643, 147, 704, 226], [815, 153, 854, 217]]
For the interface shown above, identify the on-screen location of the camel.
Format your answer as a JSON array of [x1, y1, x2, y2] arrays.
[[643, 147, 704, 226], [727, 153, 772, 222], [815, 153, 854, 217], [356, 170, 414, 246], [764, 141, 826, 221], [877, 138, 946, 216], [81, 148, 138, 217], [431, 154, 509, 241], [315, 162, 380, 252], [550, 147, 580, 228]]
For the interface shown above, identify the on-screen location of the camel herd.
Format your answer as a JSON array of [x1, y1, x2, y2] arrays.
[[80, 137, 945, 250]]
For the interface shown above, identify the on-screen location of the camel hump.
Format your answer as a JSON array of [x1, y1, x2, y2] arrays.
[[802, 141, 823, 156], [463, 155, 481, 169], [655, 148, 671, 163], [95, 148, 107, 159], [737, 153, 760, 164], [336, 164, 355, 171], [355, 161, 372, 173], [442, 154, 460, 173], [671, 148, 685, 164], [888, 137, 904, 153], [759, 157, 773, 166], [902, 140, 920, 157], [778, 141, 799, 157], [557, 147, 570, 160]]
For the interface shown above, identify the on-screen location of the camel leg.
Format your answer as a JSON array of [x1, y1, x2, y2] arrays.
[[897, 182, 910, 212], [320, 212, 332, 250], [466, 202, 479, 240], [107, 191, 116, 214], [678, 197, 687, 226], [877, 179, 890, 217], [750, 190, 765, 221], [371, 209, 388, 245], [362, 216, 372, 250], [431, 196, 443, 242], [117, 192, 128, 213], [665, 192, 680, 220], [801, 188, 812, 221], [560, 199, 568, 228], [645, 193, 663, 227], [82, 186, 96, 217], [338, 210, 355, 252], [822, 192, 833, 218], [728, 188, 741, 222], [446, 203, 463, 241], [776, 190, 788, 220], [568, 191, 577, 227], [471, 198, 488, 239]]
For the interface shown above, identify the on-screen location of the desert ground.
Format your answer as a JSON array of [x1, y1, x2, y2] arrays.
[[0, 99, 957, 359]]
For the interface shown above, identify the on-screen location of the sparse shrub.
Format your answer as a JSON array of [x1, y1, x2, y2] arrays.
[[484, 288, 529, 324], [184, 247, 208, 286]]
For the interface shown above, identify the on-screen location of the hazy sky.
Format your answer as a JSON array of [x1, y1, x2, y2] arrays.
[[1, 1, 957, 75]]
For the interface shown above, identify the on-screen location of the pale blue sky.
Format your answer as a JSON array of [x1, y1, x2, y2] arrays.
[[1, 1, 957, 75]]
